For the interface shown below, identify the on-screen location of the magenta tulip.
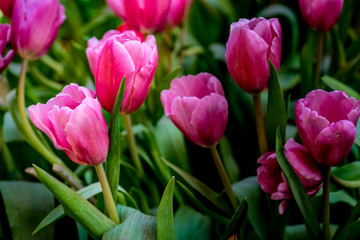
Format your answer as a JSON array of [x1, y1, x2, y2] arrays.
[[95, 33, 158, 114], [11, 0, 66, 60], [161, 73, 228, 147], [28, 84, 109, 166], [295, 90, 360, 166], [257, 138, 322, 214], [225, 17, 281, 95], [298, 0, 343, 32], [0, 24, 14, 74], [167, 0, 193, 27], [105, 0, 171, 33], [0, 0, 14, 18]]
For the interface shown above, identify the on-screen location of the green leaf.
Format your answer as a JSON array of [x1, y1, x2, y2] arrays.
[[331, 161, 360, 188], [275, 128, 320, 239], [300, 30, 317, 96], [322, 75, 360, 100], [0, 181, 54, 240], [335, 220, 360, 240], [158, 67, 182, 91], [33, 165, 116, 239], [285, 225, 309, 240], [157, 176, 176, 240], [219, 136, 239, 182], [174, 206, 211, 240], [221, 198, 248, 240], [355, 118, 360, 147], [106, 77, 126, 202], [266, 60, 287, 150], [330, 190, 357, 207], [162, 158, 232, 215]]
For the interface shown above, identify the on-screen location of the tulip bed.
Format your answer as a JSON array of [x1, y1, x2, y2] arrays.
[[1, 0, 360, 240]]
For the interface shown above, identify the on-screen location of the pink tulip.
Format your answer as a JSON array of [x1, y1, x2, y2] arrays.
[[95, 33, 158, 114], [298, 0, 343, 32], [0, 0, 15, 18], [257, 138, 322, 214], [225, 17, 281, 95], [0, 24, 14, 74], [295, 90, 360, 166], [105, 0, 171, 33], [28, 84, 109, 166], [167, 0, 193, 27], [11, 0, 66, 60], [161, 73, 228, 147]]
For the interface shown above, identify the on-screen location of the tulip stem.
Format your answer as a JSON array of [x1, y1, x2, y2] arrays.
[[123, 114, 144, 178], [322, 166, 331, 240], [314, 32, 324, 89], [17, 59, 83, 187], [95, 163, 120, 224], [210, 146, 238, 210], [252, 94, 268, 154]]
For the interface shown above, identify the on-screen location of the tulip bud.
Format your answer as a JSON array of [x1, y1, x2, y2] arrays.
[[105, 0, 171, 33], [167, 0, 193, 27], [28, 84, 109, 166], [0, 0, 15, 18], [95, 33, 158, 114], [0, 24, 14, 74], [161, 73, 228, 148], [298, 0, 344, 32], [225, 17, 281, 95], [11, 0, 66, 60], [257, 138, 322, 214], [295, 90, 360, 166]]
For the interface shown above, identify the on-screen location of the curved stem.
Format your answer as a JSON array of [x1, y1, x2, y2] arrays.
[[17, 59, 82, 187], [322, 166, 330, 240], [210, 146, 238, 210], [123, 114, 144, 178], [314, 32, 324, 89], [252, 94, 268, 155], [95, 164, 120, 224]]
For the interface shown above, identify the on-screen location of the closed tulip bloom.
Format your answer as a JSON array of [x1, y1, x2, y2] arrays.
[[161, 73, 228, 147], [95, 33, 158, 114], [226, 17, 281, 95], [295, 90, 360, 166], [0, 24, 14, 74], [167, 0, 193, 27], [28, 84, 109, 166], [0, 0, 15, 18], [106, 0, 171, 33], [257, 138, 322, 214], [11, 0, 66, 60], [299, 0, 343, 32]]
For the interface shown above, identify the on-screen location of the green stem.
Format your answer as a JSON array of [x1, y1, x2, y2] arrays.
[[252, 94, 268, 155], [322, 166, 330, 240], [314, 32, 324, 89], [17, 59, 82, 187], [123, 114, 144, 178], [210, 146, 238, 210], [95, 164, 120, 224]]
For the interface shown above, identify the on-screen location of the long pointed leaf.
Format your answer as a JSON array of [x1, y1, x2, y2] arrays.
[[221, 198, 248, 240]]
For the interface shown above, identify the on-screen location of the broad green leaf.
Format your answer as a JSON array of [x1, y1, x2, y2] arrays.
[[0, 181, 54, 240], [157, 177, 176, 240], [221, 198, 248, 240], [275, 128, 320, 239], [322, 75, 360, 100], [285, 225, 309, 240], [103, 209, 157, 240], [266, 60, 287, 150], [354, 119, 360, 147], [174, 206, 211, 240], [162, 158, 232, 214], [335, 220, 360, 240], [330, 190, 357, 207], [33, 165, 116, 239], [332, 161, 360, 188]]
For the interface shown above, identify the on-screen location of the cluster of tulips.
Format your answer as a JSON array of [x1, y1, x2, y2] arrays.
[[0, 0, 358, 239]]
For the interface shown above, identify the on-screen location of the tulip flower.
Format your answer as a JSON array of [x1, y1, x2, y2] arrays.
[[95, 33, 158, 114], [0, 0, 14, 18], [0, 24, 14, 74], [105, 0, 171, 33], [295, 90, 360, 166], [28, 83, 109, 166], [161, 73, 228, 148], [257, 138, 322, 214], [298, 0, 343, 32], [11, 0, 66, 60], [167, 0, 193, 27], [225, 17, 281, 95]]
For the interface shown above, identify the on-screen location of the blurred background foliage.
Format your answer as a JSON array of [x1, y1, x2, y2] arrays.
[[1, 0, 360, 239]]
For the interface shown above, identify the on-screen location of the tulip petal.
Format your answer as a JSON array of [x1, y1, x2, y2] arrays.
[[257, 151, 282, 195]]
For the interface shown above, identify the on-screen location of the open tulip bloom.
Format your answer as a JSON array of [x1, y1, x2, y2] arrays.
[[0, 23, 14, 74]]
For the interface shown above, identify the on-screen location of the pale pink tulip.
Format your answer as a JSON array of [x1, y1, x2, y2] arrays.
[[0, 24, 14, 74]]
